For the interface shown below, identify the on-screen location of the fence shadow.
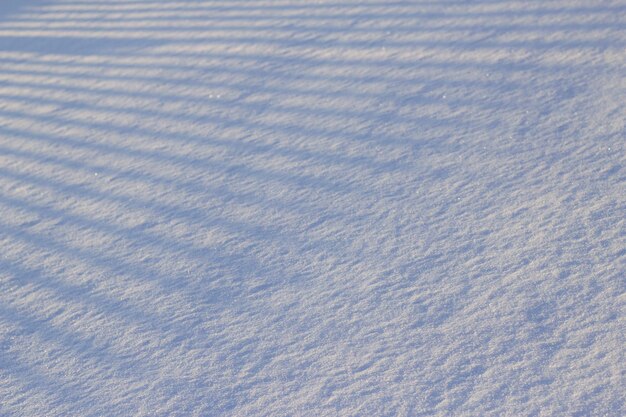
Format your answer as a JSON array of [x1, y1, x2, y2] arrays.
[[0, 1, 623, 416]]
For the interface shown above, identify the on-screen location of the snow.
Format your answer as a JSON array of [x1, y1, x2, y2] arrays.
[[0, 0, 624, 416]]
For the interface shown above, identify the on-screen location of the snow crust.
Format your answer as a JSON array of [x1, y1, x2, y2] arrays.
[[0, 0, 624, 416]]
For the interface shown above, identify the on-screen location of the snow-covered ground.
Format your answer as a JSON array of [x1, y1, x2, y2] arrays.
[[0, 0, 624, 415]]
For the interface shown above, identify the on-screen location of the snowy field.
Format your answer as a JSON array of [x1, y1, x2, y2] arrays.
[[0, 0, 624, 416]]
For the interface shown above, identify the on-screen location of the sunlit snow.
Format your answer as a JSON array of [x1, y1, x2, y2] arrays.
[[0, 0, 624, 416]]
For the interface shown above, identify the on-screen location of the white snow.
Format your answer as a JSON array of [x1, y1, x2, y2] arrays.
[[0, 0, 624, 416]]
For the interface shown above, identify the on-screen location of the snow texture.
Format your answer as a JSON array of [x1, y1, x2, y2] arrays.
[[0, 0, 624, 416]]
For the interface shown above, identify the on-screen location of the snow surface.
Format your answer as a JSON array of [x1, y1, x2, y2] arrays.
[[0, 0, 624, 416]]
